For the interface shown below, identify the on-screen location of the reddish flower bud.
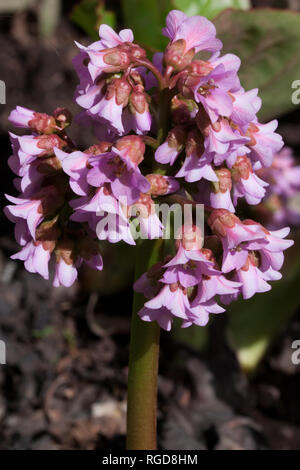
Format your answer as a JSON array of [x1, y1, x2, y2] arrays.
[[53, 107, 72, 129], [164, 39, 195, 72], [84, 142, 112, 155], [231, 155, 252, 181], [129, 91, 148, 115], [36, 134, 66, 156], [107, 77, 131, 107], [103, 47, 131, 71], [208, 209, 239, 237], [28, 112, 56, 135], [115, 135, 145, 166], [214, 168, 232, 193], [146, 174, 170, 196], [176, 224, 203, 251], [129, 193, 154, 218]]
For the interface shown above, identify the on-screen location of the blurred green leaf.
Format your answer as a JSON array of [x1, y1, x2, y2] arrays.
[[121, 0, 171, 52], [214, 9, 300, 121], [227, 240, 300, 374], [174, 0, 249, 20], [38, 0, 61, 37], [71, 0, 116, 41]]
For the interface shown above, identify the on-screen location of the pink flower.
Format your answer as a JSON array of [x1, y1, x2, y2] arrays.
[[5, 186, 64, 239], [163, 10, 222, 55], [87, 147, 149, 205], [55, 148, 90, 196], [11, 241, 51, 280], [8, 106, 35, 128], [230, 155, 268, 206], [247, 120, 283, 168]]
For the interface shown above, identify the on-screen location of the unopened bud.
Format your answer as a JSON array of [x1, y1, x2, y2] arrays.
[[164, 39, 195, 72], [107, 77, 131, 107], [36, 134, 66, 156], [84, 142, 112, 155], [232, 155, 252, 181], [176, 224, 203, 251], [115, 135, 145, 166], [129, 91, 148, 115], [214, 168, 232, 193], [146, 174, 179, 196], [103, 47, 131, 70], [28, 113, 56, 135], [36, 216, 60, 252], [53, 107, 72, 129], [208, 209, 239, 237], [129, 193, 154, 219]]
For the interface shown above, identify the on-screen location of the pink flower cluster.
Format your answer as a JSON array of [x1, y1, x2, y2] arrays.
[[5, 10, 294, 329], [254, 147, 300, 229]]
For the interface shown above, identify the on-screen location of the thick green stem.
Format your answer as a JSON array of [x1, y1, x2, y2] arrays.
[[126, 239, 163, 450]]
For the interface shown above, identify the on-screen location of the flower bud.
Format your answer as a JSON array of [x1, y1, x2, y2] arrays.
[[36, 134, 66, 156], [146, 174, 179, 197], [53, 107, 72, 129], [208, 209, 239, 237], [115, 135, 145, 166], [84, 142, 112, 155], [164, 39, 195, 72], [129, 193, 154, 219], [176, 224, 203, 251], [28, 113, 56, 135], [107, 77, 131, 107], [231, 155, 252, 181], [129, 91, 148, 115], [213, 168, 232, 193], [103, 47, 131, 70]]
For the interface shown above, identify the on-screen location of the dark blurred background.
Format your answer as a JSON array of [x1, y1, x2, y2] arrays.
[[0, 0, 300, 450]]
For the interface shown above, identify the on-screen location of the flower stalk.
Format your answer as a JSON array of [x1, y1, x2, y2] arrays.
[[126, 239, 163, 450]]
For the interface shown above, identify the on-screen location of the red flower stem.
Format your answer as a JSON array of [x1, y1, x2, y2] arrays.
[[134, 59, 167, 91], [126, 239, 164, 450]]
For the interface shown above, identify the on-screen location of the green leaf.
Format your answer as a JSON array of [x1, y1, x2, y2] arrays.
[[226, 241, 300, 374], [214, 9, 300, 121], [174, 0, 249, 20], [71, 0, 116, 41], [121, 0, 171, 52]]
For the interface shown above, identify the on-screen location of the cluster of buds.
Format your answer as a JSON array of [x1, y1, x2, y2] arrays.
[[5, 10, 295, 329]]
